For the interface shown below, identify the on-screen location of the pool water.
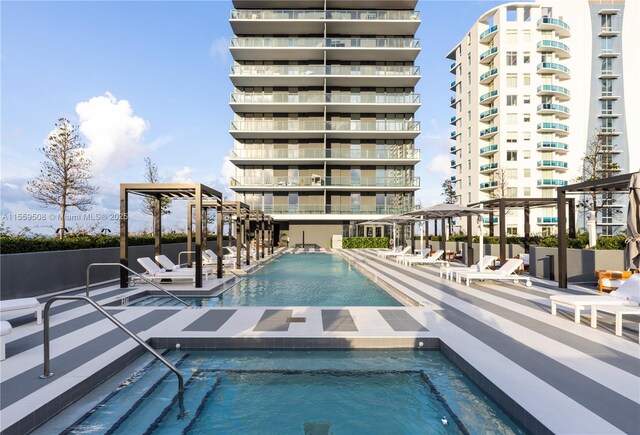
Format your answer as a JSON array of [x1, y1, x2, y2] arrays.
[[131, 254, 401, 307], [64, 350, 524, 434]]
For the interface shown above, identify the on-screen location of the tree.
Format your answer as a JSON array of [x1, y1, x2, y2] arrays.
[[27, 118, 97, 239], [489, 168, 508, 199], [575, 128, 621, 224], [141, 157, 172, 234], [441, 178, 456, 204]]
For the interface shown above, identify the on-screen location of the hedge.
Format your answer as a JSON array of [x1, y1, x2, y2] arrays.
[[342, 237, 390, 249], [418, 234, 626, 250], [0, 234, 228, 254]]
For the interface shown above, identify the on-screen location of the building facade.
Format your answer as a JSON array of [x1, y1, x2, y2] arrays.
[[448, 0, 638, 236], [228, 0, 422, 248]]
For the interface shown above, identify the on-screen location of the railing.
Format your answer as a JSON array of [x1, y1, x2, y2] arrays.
[[232, 176, 324, 187], [537, 62, 570, 75], [479, 25, 498, 41], [230, 93, 420, 104], [537, 122, 569, 132], [328, 176, 420, 187], [450, 61, 456, 70], [230, 37, 420, 49], [328, 65, 421, 76], [450, 159, 457, 167], [479, 144, 498, 154], [537, 179, 568, 187], [86, 263, 189, 307], [230, 65, 421, 77], [537, 17, 570, 32], [479, 68, 498, 82], [479, 90, 498, 103], [537, 103, 569, 114], [450, 131, 458, 138], [537, 160, 568, 169], [230, 120, 420, 132], [537, 217, 558, 224], [479, 126, 498, 137], [537, 84, 570, 97], [230, 148, 420, 159], [480, 162, 498, 171], [40, 295, 186, 418], [537, 141, 568, 151], [230, 9, 420, 21], [233, 176, 419, 188], [450, 80, 457, 88], [537, 40, 570, 53], [479, 108, 498, 120], [479, 46, 498, 61], [480, 181, 498, 189], [450, 145, 457, 153], [252, 204, 418, 215]]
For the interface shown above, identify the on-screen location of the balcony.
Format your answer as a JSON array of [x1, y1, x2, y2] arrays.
[[450, 130, 461, 139], [325, 176, 420, 189], [479, 181, 498, 190], [537, 141, 568, 153], [450, 96, 458, 108], [537, 179, 568, 188], [536, 40, 570, 59], [536, 17, 570, 37], [450, 145, 457, 154], [537, 122, 569, 136], [479, 107, 498, 122], [599, 69, 620, 79], [479, 126, 498, 139], [599, 26, 620, 37], [451, 175, 456, 182], [479, 46, 498, 64], [537, 160, 568, 171], [450, 61, 457, 72], [230, 37, 421, 61], [537, 62, 570, 80], [479, 162, 498, 173], [536, 84, 570, 101], [483, 216, 499, 224], [479, 25, 498, 44], [450, 115, 459, 125], [326, 65, 421, 87], [536, 103, 570, 119], [599, 48, 620, 58], [231, 147, 325, 163], [537, 217, 558, 224], [229, 147, 421, 164], [450, 80, 458, 91], [230, 120, 420, 139], [598, 127, 622, 136], [479, 144, 498, 156], [479, 90, 498, 105], [479, 68, 498, 85], [450, 159, 457, 168], [231, 175, 326, 189]]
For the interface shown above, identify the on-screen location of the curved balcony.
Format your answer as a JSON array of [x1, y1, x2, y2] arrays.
[[479, 46, 498, 64], [537, 62, 570, 80], [536, 84, 570, 101], [537, 217, 558, 225], [537, 141, 568, 154], [537, 122, 569, 136], [450, 80, 458, 91], [450, 145, 457, 154], [480, 181, 498, 191], [536, 17, 570, 37], [479, 90, 498, 105], [450, 159, 457, 168], [479, 162, 498, 173], [450, 96, 458, 108], [536, 103, 570, 119], [536, 40, 570, 59], [479, 25, 498, 44], [450, 61, 457, 72], [450, 115, 459, 125], [479, 126, 498, 139], [479, 108, 498, 123], [537, 179, 568, 188], [479, 144, 498, 156], [537, 160, 568, 171], [450, 130, 461, 138], [479, 68, 498, 85]]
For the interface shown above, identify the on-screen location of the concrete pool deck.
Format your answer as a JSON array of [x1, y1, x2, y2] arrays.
[[0, 249, 638, 434]]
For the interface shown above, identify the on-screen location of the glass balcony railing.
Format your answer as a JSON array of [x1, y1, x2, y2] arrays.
[[479, 68, 498, 83], [537, 179, 568, 187], [232, 176, 325, 187], [479, 126, 498, 137], [232, 148, 325, 159], [327, 65, 421, 77], [483, 216, 499, 224], [231, 120, 325, 131], [327, 148, 420, 159], [537, 17, 570, 33], [451, 175, 456, 181], [450, 61, 456, 70], [326, 176, 420, 187], [479, 144, 498, 155], [230, 65, 421, 77], [479, 90, 498, 104], [479, 25, 498, 42], [230, 120, 421, 132], [450, 145, 457, 154], [479, 108, 498, 120], [230, 10, 421, 21], [480, 162, 498, 172], [537, 122, 569, 133], [450, 159, 457, 168], [252, 204, 418, 215], [479, 181, 498, 189], [328, 121, 421, 132], [230, 37, 420, 49], [450, 80, 457, 89], [479, 46, 498, 62], [536, 103, 570, 115], [450, 115, 458, 123], [537, 217, 558, 224], [230, 93, 420, 104], [537, 40, 570, 54], [537, 160, 568, 169], [537, 141, 568, 151], [537, 62, 570, 76], [537, 84, 570, 98]]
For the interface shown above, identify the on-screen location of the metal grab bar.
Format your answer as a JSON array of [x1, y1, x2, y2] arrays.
[[40, 295, 186, 419], [178, 250, 195, 267], [86, 263, 190, 307]]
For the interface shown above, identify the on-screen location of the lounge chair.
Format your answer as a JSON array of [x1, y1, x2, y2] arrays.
[[440, 255, 498, 281], [137, 257, 210, 283], [396, 248, 430, 265], [404, 250, 446, 267], [0, 321, 11, 360], [0, 297, 42, 325], [550, 274, 640, 324], [204, 249, 236, 267], [376, 246, 401, 258], [155, 254, 182, 271], [458, 258, 530, 287], [380, 246, 411, 259]]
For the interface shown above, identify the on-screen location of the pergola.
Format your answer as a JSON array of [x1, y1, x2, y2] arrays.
[[119, 183, 222, 288], [186, 200, 251, 276], [468, 197, 576, 264], [247, 210, 274, 260], [557, 172, 636, 288]]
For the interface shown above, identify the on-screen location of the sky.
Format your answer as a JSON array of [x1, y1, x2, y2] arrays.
[[1, 0, 505, 235]]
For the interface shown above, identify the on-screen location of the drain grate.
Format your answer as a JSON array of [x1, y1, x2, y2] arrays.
[[303, 421, 331, 435], [287, 317, 307, 323]]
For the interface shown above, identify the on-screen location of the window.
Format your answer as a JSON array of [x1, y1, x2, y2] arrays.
[[523, 169, 531, 178], [467, 111, 471, 121], [468, 143, 472, 154], [602, 79, 613, 96], [467, 91, 471, 104], [601, 14, 612, 31], [468, 160, 471, 170], [506, 7, 517, 21], [467, 53, 471, 65], [506, 51, 517, 65], [523, 95, 531, 104], [507, 73, 517, 87], [601, 37, 613, 53], [524, 8, 531, 22], [507, 151, 518, 161], [601, 58, 612, 74], [523, 150, 530, 159], [467, 71, 471, 84], [507, 113, 517, 125], [468, 176, 471, 186], [601, 100, 613, 115], [507, 95, 517, 106], [467, 32, 471, 45], [523, 187, 531, 196], [522, 30, 531, 42], [507, 188, 518, 198], [522, 52, 530, 64], [506, 30, 518, 44], [506, 132, 517, 143], [523, 113, 531, 123], [507, 227, 518, 235], [507, 169, 518, 179], [468, 192, 471, 203], [523, 132, 531, 141], [600, 117, 614, 132], [467, 126, 471, 137], [523, 74, 530, 86]]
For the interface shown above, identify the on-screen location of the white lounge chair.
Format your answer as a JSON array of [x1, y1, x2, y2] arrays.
[[550, 274, 640, 324], [0, 321, 11, 360], [396, 248, 430, 265], [440, 255, 498, 281], [404, 250, 446, 267], [155, 254, 182, 271], [204, 249, 236, 267], [377, 246, 401, 258], [0, 297, 42, 325], [380, 246, 411, 259], [459, 258, 530, 287], [137, 257, 210, 283]]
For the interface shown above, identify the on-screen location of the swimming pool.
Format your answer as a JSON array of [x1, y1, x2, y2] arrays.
[[130, 254, 402, 307], [62, 350, 524, 434]]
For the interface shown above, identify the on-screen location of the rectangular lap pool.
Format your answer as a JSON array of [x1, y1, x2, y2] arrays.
[[62, 350, 524, 434], [130, 253, 402, 307]]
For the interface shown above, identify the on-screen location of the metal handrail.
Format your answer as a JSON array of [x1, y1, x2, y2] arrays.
[[86, 263, 189, 307], [40, 295, 185, 419]]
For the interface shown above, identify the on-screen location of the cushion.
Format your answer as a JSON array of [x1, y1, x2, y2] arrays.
[[0, 298, 39, 312], [610, 274, 640, 303], [1, 321, 12, 336]]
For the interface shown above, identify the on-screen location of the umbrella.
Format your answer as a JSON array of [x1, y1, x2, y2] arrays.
[[625, 171, 640, 270]]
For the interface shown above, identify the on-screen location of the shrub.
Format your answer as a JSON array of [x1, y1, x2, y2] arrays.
[[342, 237, 390, 249], [596, 236, 626, 250]]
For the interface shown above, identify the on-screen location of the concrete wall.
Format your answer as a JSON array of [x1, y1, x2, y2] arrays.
[[287, 223, 343, 249], [530, 247, 625, 283], [459, 242, 525, 264], [0, 243, 187, 300]]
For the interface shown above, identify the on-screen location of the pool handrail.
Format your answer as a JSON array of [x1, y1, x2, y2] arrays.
[[39, 295, 186, 419], [86, 263, 189, 307]]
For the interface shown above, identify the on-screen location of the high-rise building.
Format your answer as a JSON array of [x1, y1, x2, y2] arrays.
[[228, 1, 422, 248], [447, 0, 638, 236]]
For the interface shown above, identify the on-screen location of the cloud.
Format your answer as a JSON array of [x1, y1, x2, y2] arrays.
[[209, 37, 230, 63], [76, 92, 150, 173], [426, 153, 454, 177], [172, 166, 193, 183]]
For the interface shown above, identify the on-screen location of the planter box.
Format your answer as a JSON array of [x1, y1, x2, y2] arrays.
[[530, 246, 625, 283], [460, 243, 525, 265]]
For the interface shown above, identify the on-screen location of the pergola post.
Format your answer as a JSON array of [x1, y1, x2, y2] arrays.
[[202, 208, 208, 251], [269, 219, 274, 255], [499, 199, 506, 263], [119, 186, 129, 289], [410, 223, 415, 252], [194, 185, 203, 288], [558, 189, 568, 288], [227, 216, 232, 248], [245, 212, 251, 266], [154, 197, 162, 262], [425, 219, 430, 251], [466, 215, 473, 266], [434, 219, 438, 237], [524, 205, 530, 254], [568, 198, 576, 239], [187, 204, 193, 266], [235, 204, 242, 269], [489, 211, 495, 236], [261, 218, 265, 258], [255, 218, 260, 262], [216, 203, 223, 279], [440, 218, 446, 251]]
